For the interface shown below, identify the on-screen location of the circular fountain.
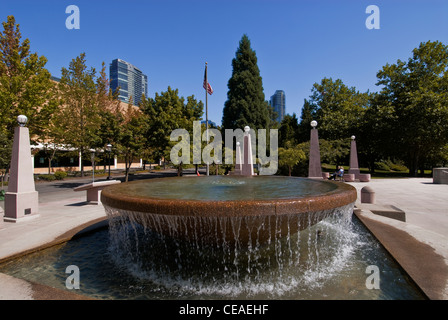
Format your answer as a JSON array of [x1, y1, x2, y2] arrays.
[[101, 176, 356, 246], [100, 175, 358, 297], [0, 176, 425, 299]]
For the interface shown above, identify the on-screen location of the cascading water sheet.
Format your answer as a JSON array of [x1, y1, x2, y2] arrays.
[[105, 204, 365, 298]]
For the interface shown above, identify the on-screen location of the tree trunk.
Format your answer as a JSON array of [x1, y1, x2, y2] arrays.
[[125, 155, 131, 182], [47, 147, 57, 174], [408, 148, 419, 177], [418, 163, 425, 177], [368, 154, 376, 174], [178, 161, 183, 177], [80, 149, 84, 177]]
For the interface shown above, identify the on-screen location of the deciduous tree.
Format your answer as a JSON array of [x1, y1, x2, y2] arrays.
[[278, 143, 306, 176], [141, 87, 203, 166], [0, 15, 57, 138], [57, 53, 101, 176], [374, 41, 448, 176]]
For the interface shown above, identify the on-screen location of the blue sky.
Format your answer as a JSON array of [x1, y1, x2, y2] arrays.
[[2, 0, 448, 125]]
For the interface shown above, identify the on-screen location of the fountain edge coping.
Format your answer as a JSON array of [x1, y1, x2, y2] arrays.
[[100, 177, 357, 217]]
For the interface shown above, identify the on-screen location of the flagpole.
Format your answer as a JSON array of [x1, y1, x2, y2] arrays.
[[205, 62, 209, 176]]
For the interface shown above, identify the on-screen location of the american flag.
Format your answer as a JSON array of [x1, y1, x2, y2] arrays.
[[203, 65, 213, 95]]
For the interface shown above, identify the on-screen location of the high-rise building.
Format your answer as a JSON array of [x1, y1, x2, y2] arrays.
[[270, 90, 286, 123], [109, 59, 148, 105]]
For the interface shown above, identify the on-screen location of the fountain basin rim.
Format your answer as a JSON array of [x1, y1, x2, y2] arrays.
[[100, 176, 357, 217]]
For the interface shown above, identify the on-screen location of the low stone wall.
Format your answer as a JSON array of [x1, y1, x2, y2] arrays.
[[433, 167, 448, 184]]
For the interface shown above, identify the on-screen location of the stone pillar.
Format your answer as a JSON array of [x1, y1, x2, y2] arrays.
[[0, 206, 4, 228], [234, 142, 242, 174], [308, 121, 322, 178], [241, 126, 254, 176], [31, 154, 35, 172], [4, 116, 39, 222], [349, 135, 360, 178]]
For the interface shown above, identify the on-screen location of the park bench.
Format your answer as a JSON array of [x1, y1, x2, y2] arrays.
[[74, 180, 121, 204], [323, 172, 346, 181], [322, 172, 371, 182]]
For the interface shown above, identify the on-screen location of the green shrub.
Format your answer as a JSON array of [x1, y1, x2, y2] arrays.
[[38, 174, 56, 181], [70, 171, 82, 177], [54, 171, 68, 180], [387, 161, 408, 172], [375, 159, 408, 172], [374, 161, 390, 171]]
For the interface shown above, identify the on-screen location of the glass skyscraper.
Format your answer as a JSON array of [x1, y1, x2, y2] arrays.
[[270, 90, 286, 123], [109, 59, 148, 105]]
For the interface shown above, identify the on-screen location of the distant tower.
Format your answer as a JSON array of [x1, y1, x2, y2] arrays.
[[270, 90, 286, 123], [109, 59, 148, 105]]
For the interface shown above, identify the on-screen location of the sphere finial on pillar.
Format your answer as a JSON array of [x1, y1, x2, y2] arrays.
[[17, 115, 28, 127], [242, 126, 254, 176]]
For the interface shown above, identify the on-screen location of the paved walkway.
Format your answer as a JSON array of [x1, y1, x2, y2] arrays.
[[0, 175, 447, 299], [0, 178, 108, 300], [348, 178, 448, 299]]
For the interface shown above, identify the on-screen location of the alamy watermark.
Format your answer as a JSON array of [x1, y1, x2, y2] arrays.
[[365, 265, 380, 289], [65, 265, 80, 289], [65, 5, 80, 30], [365, 5, 380, 30], [170, 121, 278, 175], [64, 5, 378, 31], [64, 264, 380, 291]]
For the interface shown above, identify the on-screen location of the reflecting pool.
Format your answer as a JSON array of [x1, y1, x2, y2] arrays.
[[0, 212, 426, 300]]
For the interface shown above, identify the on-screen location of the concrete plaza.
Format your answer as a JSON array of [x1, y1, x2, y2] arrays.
[[349, 177, 448, 300], [0, 173, 447, 299]]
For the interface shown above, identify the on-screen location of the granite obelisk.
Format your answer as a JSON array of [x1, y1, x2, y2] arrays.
[[349, 135, 360, 178], [4, 115, 39, 222], [308, 121, 322, 179]]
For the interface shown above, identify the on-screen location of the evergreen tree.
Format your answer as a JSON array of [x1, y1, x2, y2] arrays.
[[222, 34, 271, 130], [278, 113, 299, 148], [297, 99, 317, 143]]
